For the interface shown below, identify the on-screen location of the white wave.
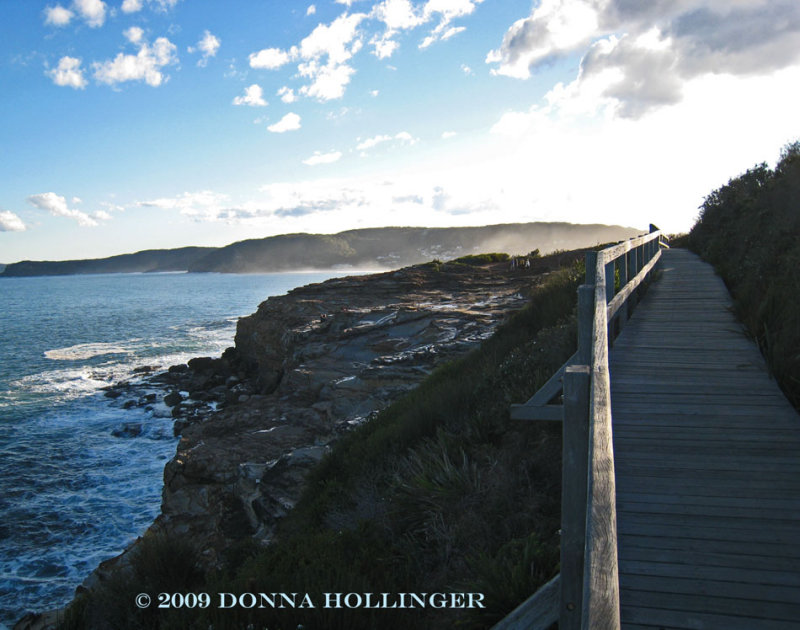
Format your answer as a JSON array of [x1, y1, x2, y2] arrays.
[[44, 341, 140, 361]]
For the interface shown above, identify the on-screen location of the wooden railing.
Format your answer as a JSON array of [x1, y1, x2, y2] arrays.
[[497, 226, 668, 630]]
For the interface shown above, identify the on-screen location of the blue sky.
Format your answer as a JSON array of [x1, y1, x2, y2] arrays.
[[2, 0, 799, 263]]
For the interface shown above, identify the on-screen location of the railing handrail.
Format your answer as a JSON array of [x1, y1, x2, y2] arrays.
[[579, 226, 665, 629], [495, 226, 667, 630]]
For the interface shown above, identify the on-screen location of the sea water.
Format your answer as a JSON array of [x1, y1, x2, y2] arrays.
[[0, 271, 348, 628]]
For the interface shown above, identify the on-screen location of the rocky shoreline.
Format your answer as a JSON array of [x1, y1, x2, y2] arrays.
[[16, 254, 575, 628]]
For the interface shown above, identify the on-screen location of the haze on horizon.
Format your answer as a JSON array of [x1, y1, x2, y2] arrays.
[[2, 0, 799, 264]]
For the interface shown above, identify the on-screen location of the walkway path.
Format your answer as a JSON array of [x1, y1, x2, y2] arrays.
[[609, 248, 800, 629]]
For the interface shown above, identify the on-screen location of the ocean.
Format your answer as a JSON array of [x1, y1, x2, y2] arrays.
[[0, 270, 349, 628]]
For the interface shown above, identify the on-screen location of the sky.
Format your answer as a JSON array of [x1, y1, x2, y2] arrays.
[[1, 0, 799, 263]]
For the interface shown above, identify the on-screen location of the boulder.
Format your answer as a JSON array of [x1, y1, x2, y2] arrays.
[[164, 391, 182, 407]]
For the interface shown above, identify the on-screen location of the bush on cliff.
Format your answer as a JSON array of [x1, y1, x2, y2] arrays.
[[62, 534, 204, 630], [451, 252, 511, 265], [689, 140, 800, 409]]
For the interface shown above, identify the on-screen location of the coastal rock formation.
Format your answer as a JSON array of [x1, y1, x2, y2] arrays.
[[89, 253, 581, 584]]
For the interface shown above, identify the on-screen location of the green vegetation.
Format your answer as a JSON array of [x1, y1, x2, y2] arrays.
[[451, 252, 510, 265], [61, 535, 204, 630], [689, 141, 800, 409], [63, 260, 583, 630]]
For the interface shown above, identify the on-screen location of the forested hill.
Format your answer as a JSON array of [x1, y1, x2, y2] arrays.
[[1, 247, 214, 277], [1, 222, 639, 277]]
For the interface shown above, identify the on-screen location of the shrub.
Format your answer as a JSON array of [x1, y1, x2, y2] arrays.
[[451, 253, 511, 265], [689, 140, 800, 408]]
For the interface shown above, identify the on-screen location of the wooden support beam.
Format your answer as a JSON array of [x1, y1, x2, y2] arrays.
[[491, 574, 561, 630], [510, 403, 564, 421], [561, 365, 591, 630], [518, 351, 578, 408]]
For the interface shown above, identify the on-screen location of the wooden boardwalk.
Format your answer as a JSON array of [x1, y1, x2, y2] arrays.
[[609, 248, 800, 629]]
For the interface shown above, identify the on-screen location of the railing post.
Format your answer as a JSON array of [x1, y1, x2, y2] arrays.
[[636, 245, 643, 286], [560, 365, 590, 630], [585, 251, 598, 286], [604, 260, 615, 340], [577, 286, 594, 365], [605, 260, 615, 305], [617, 252, 629, 330]]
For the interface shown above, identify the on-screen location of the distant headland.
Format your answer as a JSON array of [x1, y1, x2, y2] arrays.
[[1, 222, 640, 277]]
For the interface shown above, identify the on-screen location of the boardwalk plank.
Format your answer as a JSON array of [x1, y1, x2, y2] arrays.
[[622, 605, 800, 630], [610, 248, 800, 629]]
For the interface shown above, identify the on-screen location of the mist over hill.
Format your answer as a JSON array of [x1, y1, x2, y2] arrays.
[[1, 222, 640, 277]]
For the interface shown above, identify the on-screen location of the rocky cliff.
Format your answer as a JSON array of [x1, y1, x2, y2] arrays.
[[82, 254, 579, 584]]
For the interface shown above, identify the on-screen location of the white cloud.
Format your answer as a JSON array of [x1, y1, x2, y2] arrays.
[[374, 0, 423, 31], [93, 36, 178, 87], [419, 0, 483, 48], [277, 86, 297, 103], [369, 0, 425, 57], [487, 0, 800, 119], [299, 11, 366, 61], [303, 150, 343, 166], [370, 89, 379, 96], [121, 0, 143, 12], [356, 134, 392, 151], [124, 26, 144, 43], [27, 192, 98, 227], [370, 36, 398, 59], [286, 12, 367, 101], [267, 112, 301, 133], [394, 131, 417, 144], [439, 25, 464, 40], [74, 0, 107, 28], [357, 131, 417, 151], [442, 130, 456, 139], [233, 84, 268, 107], [195, 30, 221, 66], [224, 173, 500, 228], [0, 211, 26, 232], [486, 0, 599, 78], [247, 1, 480, 100], [298, 61, 356, 100], [137, 190, 230, 221], [307, 4, 316, 16], [47, 56, 88, 89], [44, 5, 73, 27], [249, 47, 294, 70]]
